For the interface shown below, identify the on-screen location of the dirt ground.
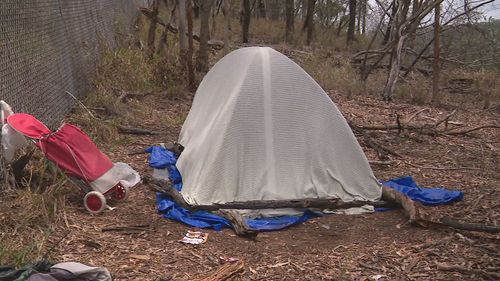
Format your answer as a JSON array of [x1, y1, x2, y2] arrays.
[[31, 90, 497, 281]]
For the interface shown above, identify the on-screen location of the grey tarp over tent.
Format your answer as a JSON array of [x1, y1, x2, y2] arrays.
[[177, 47, 382, 216]]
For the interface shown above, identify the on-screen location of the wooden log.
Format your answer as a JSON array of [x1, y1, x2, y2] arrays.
[[145, 176, 394, 211]]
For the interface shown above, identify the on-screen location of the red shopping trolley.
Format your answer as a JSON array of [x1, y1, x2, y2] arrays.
[[7, 113, 129, 213]]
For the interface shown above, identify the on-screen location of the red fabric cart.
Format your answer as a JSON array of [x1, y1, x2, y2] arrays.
[[8, 113, 131, 213]]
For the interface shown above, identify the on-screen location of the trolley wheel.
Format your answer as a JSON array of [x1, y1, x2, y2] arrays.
[[84, 191, 106, 214], [112, 184, 129, 201]]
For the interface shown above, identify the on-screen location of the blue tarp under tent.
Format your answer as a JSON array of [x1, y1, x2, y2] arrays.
[[147, 145, 464, 231]]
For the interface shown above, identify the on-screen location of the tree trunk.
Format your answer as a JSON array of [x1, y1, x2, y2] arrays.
[[268, 0, 281, 20], [356, 0, 361, 34], [431, 4, 441, 104], [177, 0, 188, 54], [222, 0, 231, 54], [305, 0, 315, 46], [347, 0, 357, 45], [157, 0, 176, 56], [211, 3, 217, 38], [242, 0, 251, 43], [147, 0, 160, 55], [383, 1, 397, 46], [361, 0, 367, 34], [301, 0, 307, 21], [186, 0, 196, 91], [193, 0, 200, 18], [285, 0, 294, 43], [382, 0, 411, 101], [196, 0, 215, 72], [408, 0, 421, 49]]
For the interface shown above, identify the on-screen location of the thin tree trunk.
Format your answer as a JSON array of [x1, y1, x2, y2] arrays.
[[361, 0, 367, 34], [285, 0, 294, 43], [305, 0, 315, 46], [222, 0, 231, 54], [347, 0, 357, 45], [301, 0, 307, 21], [177, 0, 187, 54], [196, 0, 215, 72], [211, 3, 217, 38], [431, 4, 441, 104], [242, 0, 251, 43], [147, 0, 160, 56], [408, 0, 421, 49], [383, 1, 397, 46], [382, 0, 411, 101], [356, 0, 361, 34], [157, 0, 176, 56], [186, 0, 196, 91]]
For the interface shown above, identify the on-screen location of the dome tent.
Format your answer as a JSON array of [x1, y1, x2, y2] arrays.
[[176, 47, 382, 216]]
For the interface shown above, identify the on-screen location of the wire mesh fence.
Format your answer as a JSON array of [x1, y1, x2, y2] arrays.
[[0, 0, 139, 129]]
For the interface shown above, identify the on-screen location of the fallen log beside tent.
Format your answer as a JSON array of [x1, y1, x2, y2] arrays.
[[145, 176, 500, 235]]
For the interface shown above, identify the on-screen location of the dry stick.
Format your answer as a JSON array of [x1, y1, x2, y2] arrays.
[[434, 109, 456, 128], [444, 125, 500, 135], [406, 108, 430, 123], [405, 161, 479, 171], [194, 260, 245, 281], [117, 125, 160, 135], [436, 262, 500, 279], [101, 224, 151, 232]]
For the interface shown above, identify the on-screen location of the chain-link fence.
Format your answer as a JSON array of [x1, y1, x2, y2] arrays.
[[0, 0, 139, 129]]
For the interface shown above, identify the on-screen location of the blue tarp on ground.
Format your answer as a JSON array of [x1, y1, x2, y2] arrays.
[[382, 176, 464, 205], [147, 145, 464, 231]]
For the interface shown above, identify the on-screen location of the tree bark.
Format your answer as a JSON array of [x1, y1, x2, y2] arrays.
[[177, 0, 188, 54], [305, 0, 315, 46], [285, 0, 295, 43], [301, 0, 307, 21], [347, 0, 357, 45], [196, 0, 215, 72], [222, 0, 231, 54], [431, 3, 441, 105], [186, 0, 196, 91], [147, 0, 160, 56], [242, 0, 251, 43]]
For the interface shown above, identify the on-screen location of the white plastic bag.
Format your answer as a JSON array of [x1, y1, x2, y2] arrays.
[[1, 101, 28, 162]]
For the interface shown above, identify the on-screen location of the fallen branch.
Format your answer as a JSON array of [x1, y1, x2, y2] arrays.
[[146, 176, 394, 211], [436, 262, 499, 279], [444, 124, 500, 135], [216, 210, 258, 238], [382, 186, 500, 233], [439, 217, 500, 233], [405, 161, 479, 171], [117, 125, 160, 135], [194, 260, 245, 281], [101, 224, 151, 232]]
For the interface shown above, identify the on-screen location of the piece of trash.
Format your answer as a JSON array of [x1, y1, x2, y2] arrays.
[[219, 256, 239, 264], [320, 224, 330, 230], [179, 230, 208, 245], [372, 274, 384, 280]]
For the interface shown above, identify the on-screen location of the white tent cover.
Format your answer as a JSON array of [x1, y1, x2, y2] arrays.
[[177, 47, 381, 216]]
